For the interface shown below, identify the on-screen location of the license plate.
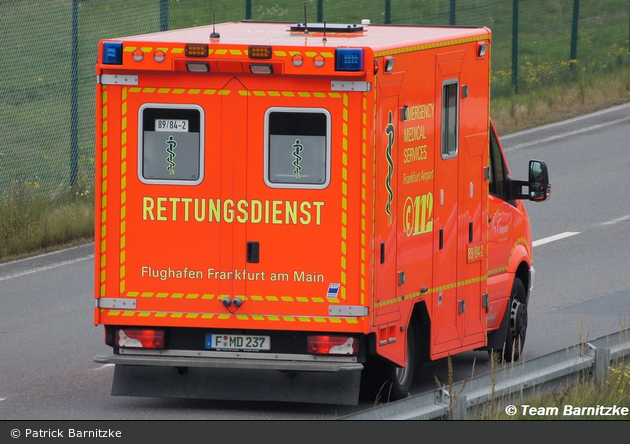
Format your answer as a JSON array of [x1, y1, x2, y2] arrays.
[[206, 334, 270, 351]]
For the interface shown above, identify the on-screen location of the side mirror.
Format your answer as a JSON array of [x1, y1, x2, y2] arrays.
[[528, 160, 550, 201]]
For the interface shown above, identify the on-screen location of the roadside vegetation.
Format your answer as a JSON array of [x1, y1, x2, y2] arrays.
[[482, 358, 630, 420], [427, 331, 630, 421], [0, 174, 94, 263]]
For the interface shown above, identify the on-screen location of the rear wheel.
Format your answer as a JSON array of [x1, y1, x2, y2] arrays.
[[360, 324, 415, 402]]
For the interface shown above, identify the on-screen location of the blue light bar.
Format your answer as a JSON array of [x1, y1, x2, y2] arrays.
[[102, 42, 123, 65], [335, 48, 364, 72]]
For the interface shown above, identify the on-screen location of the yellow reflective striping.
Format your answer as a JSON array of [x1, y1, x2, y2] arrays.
[[373, 274, 489, 308], [101, 310, 365, 324], [123, 290, 339, 304], [374, 35, 487, 57]]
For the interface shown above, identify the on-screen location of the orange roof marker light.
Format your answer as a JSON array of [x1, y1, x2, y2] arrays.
[[185, 44, 208, 57], [249, 46, 272, 59]]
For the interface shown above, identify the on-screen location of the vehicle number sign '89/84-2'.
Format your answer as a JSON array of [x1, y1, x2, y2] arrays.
[[206, 334, 270, 351], [154, 119, 188, 132]]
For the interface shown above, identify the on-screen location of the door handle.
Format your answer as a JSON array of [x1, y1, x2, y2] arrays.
[[247, 241, 259, 263]]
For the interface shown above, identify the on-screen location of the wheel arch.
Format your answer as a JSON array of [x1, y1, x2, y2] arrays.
[[409, 300, 430, 363]]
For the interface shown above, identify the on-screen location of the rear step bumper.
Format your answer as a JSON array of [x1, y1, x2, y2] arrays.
[[94, 354, 363, 372], [95, 355, 363, 405]]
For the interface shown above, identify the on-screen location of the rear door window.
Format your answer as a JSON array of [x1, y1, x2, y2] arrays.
[[264, 108, 331, 189]]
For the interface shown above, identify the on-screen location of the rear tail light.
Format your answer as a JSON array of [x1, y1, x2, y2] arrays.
[[307, 335, 359, 355], [116, 328, 165, 349]]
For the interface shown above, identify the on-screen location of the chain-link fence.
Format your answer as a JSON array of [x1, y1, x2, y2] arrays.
[[1, 0, 629, 200]]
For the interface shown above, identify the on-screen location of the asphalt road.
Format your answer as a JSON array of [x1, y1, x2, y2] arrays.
[[1, 103, 629, 420]]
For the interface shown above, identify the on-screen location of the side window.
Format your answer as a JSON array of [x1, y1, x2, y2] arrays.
[[264, 108, 331, 189], [441, 80, 458, 158], [488, 126, 507, 200], [138, 104, 204, 185]]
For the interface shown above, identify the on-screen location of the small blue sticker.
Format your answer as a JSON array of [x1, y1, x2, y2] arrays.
[[326, 283, 340, 298]]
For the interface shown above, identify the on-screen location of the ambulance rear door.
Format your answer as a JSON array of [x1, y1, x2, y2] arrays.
[[113, 75, 240, 324], [236, 76, 368, 330]]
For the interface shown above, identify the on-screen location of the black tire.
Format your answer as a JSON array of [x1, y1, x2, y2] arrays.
[[503, 278, 527, 362], [360, 324, 415, 402]]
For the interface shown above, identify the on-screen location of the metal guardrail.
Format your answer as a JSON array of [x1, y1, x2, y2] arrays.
[[339, 329, 630, 420]]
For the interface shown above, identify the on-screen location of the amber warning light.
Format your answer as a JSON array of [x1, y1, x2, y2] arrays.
[[185, 44, 209, 57], [249, 46, 272, 59]]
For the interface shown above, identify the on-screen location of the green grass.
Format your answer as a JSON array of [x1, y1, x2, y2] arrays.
[[481, 360, 630, 420], [0, 178, 94, 262]]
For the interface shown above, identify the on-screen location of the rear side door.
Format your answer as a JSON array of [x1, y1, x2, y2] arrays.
[[116, 75, 238, 321]]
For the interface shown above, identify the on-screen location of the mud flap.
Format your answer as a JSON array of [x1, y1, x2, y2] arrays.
[[111, 364, 362, 406]]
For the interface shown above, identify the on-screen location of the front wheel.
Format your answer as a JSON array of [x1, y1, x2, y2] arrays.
[[503, 278, 528, 362]]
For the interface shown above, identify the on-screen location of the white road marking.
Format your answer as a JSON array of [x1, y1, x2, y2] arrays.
[[0, 255, 94, 282], [93, 364, 115, 371], [601, 215, 630, 226], [533, 232, 580, 247], [504, 116, 630, 152]]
